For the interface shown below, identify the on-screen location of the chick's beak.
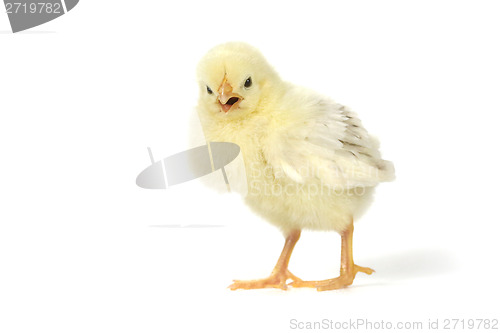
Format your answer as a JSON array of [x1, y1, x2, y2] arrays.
[[218, 78, 242, 113]]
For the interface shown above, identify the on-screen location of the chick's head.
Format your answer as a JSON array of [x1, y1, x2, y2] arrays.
[[196, 42, 280, 119]]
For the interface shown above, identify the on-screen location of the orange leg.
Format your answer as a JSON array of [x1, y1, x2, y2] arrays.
[[289, 220, 374, 291], [229, 230, 303, 290]]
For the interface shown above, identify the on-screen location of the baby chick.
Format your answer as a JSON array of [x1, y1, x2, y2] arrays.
[[196, 42, 394, 291]]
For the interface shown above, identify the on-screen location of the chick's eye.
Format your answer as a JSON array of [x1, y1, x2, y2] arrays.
[[244, 77, 252, 88], [206, 86, 213, 94]]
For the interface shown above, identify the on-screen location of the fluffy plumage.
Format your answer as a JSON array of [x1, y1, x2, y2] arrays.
[[196, 42, 394, 234], [195, 42, 394, 290]]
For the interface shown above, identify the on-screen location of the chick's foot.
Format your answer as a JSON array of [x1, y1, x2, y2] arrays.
[[289, 264, 374, 291], [229, 269, 303, 290]]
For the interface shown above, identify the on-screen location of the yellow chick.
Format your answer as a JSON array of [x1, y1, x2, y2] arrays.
[[196, 42, 395, 291]]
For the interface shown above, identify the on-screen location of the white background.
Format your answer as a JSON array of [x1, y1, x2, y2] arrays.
[[1, 1, 500, 332]]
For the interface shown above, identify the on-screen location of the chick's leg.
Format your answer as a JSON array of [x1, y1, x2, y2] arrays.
[[290, 220, 374, 291], [229, 230, 303, 290]]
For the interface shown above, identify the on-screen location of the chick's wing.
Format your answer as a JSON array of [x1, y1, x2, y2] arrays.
[[262, 93, 395, 189]]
